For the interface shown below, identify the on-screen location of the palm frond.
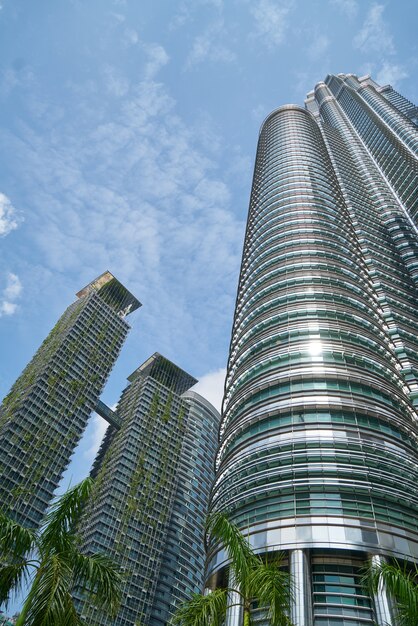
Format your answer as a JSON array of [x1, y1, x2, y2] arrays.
[[250, 556, 293, 626], [0, 559, 33, 607], [8, 480, 120, 626], [171, 589, 228, 626], [0, 511, 36, 559], [206, 512, 259, 590], [367, 559, 418, 626], [59, 594, 84, 626], [40, 477, 94, 552], [20, 553, 75, 626], [72, 551, 122, 617]]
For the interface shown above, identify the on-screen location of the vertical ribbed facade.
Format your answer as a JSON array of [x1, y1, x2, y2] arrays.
[[0, 272, 139, 528], [150, 390, 220, 625], [75, 355, 219, 626], [207, 76, 418, 626], [323, 74, 418, 228]]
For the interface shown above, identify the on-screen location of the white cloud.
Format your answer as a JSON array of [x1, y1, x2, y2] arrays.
[[353, 3, 394, 55], [249, 0, 292, 49], [0, 192, 21, 236], [193, 367, 226, 412], [143, 43, 170, 80], [83, 413, 109, 461], [0, 63, 35, 98], [204, 0, 223, 7], [330, 0, 358, 18], [171, 0, 224, 29], [103, 65, 130, 97], [120, 80, 175, 127], [352, 3, 410, 94], [0, 272, 22, 317], [123, 27, 139, 46], [294, 71, 311, 97], [0, 301, 17, 316], [252, 103, 268, 121], [3, 273, 22, 300], [185, 20, 236, 68], [308, 33, 329, 61], [376, 62, 408, 88], [10, 51, 244, 369], [109, 11, 125, 23]]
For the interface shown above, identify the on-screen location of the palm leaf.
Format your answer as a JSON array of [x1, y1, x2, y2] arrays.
[[40, 477, 94, 552], [19, 553, 75, 626], [0, 511, 37, 609], [9, 479, 121, 626], [249, 556, 293, 626], [0, 559, 33, 606], [206, 512, 259, 590], [58, 593, 84, 626], [367, 559, 418, 626], [171, 588, 228, 626], [72, 551, 122, 617], [0, 511, 36, 559]]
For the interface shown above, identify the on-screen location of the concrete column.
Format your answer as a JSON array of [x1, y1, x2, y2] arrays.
[[289, 549, 312, 626], [224, 570, 243, 626], [371, 554, 394, 626]]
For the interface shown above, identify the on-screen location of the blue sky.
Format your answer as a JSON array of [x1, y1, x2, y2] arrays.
[[0, 0, 417, 486]]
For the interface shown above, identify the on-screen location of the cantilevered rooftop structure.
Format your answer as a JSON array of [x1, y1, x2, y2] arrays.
[[0, 271, 140, 528]]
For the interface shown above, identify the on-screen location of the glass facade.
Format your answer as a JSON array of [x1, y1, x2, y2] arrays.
[[75, 355, 220, 626], [206, 76, 418, 625], [0, 271, 139, 528], [150, 391, 220, 625], [311, 554, 374, 625]]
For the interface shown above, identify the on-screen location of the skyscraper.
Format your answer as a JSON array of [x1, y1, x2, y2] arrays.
[[206, 75, 418, 626], [149, 389, 220, 626], [0, 271, 140, 528], [76, 354, 220, 626]]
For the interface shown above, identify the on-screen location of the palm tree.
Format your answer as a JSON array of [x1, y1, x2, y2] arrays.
[[172, 512, 293, 626], [0, 477, 122, 626], [367, 558, 418, 626]]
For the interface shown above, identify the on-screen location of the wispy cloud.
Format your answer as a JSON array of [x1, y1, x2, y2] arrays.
[[123, 27, 139, 46], [0, 63, 35, 98], [249, 0, 292, 49], [376, 61, 408, 87], [143, 43, 170, 79], [307, 33, 330, 61], [3, 273, 22, 300], [0, 272, 22, 317], [4, 43, 244, 372], [330, 0, 358, 19], [171, 0, 224, 29], [193, 367, 226, 412], [252, 103, 277, 126], [353, 3, 409, 89], [109, 11, 126, 24], [103, 65, 130, 97], [353, 3, 394, 55], [0, 192, 21, 236], [185, 20, 236, 68]]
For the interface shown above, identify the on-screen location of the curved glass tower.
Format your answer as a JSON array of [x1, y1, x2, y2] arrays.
[[207, 75, 418, 626]]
